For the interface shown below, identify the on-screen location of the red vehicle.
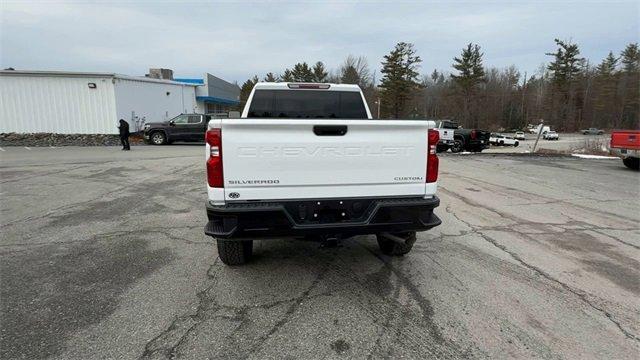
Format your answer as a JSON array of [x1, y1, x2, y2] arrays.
[[610, 130, 640, 170]]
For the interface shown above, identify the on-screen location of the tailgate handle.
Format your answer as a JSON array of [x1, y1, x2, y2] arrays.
[[313, 125, 347, 136]]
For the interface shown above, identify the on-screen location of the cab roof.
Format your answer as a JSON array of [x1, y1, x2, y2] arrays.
[[253, 82, 362, 92]]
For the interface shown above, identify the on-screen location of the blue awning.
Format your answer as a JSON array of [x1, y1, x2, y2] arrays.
[[196, 96, 239, 105], [174, 78, 205, 85]]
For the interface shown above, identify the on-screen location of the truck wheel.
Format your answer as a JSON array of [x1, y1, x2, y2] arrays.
[[150, 131, 167, 145], [450, 140, 463, 153], [622, 157, 640, 170], [217, 240, 253, 265], [376, 232, 416, 256], [514, 141, 519, 147]]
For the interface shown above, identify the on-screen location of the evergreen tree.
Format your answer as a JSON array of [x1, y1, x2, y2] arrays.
[[291, 62, 315, 82], [596, 52, 618, 75], [620, 43, 640, 72], [430, 69, 440, 82], [263, 72, 279, 82], [451, 43, 486, 126], [546, 39, 583, 89], [451, 43, 486, 91], [281, 69, 294, 82], [619, 43, 640, 128], [545, 39, 583, 129], [593, 52, 619, 127], [312, 61, 328, 82], [340, 65, 360, 85], [379, 42, 422, 118], [239, 75, 259, 109]]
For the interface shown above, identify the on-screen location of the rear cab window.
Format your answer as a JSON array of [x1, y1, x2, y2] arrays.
[[248, 90, 368, 119]]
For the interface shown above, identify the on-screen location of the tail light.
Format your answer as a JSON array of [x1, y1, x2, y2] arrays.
[[206, 129, 223, 187], [470, 130, 477, 140], [427, 129, 439, 183]]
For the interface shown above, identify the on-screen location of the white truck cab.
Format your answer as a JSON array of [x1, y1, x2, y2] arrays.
[[204, 83, 441, 265]]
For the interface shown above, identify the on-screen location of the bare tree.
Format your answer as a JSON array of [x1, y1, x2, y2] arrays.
[[340, 55, 372, 88]]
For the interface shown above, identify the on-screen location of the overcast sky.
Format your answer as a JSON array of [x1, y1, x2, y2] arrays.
[[1, 1, 638, 84]]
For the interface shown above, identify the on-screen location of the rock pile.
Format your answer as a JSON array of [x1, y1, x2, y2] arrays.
[[0, 133, 145, 147]]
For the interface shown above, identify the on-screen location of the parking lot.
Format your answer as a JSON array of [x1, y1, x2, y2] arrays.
[[1, 146, 638, 359], [483, 133, 610, 154]]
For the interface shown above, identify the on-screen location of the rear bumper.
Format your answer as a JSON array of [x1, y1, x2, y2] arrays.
[[610, 147, 640, 158], [205, 196, 441, 240], [468, 139, 490, 149]]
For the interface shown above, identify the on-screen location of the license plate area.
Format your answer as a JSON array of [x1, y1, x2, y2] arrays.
[[283, 199, 376, 225]]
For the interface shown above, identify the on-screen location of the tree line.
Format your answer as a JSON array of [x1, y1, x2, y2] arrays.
[[238, 40, 639, 131]]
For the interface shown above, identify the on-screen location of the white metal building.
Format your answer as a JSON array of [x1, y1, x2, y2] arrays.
[[0, 70, 198, 134]]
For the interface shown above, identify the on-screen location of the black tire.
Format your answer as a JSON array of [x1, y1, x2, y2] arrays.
[[217, 240, 253, 265], [622, 157, 640, 170], [376, 232, 416, 256], [451, 139, 464, 153], [436, 145, 447, 153], [514, 141, 519, 147], [150, 131, 167, 145]]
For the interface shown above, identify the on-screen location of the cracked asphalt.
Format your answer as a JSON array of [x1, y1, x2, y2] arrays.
[[1, 146, 639, 359]]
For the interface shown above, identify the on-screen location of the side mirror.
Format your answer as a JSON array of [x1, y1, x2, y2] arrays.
[[169, 120, 175, 126], [228, 111, 240, 119]]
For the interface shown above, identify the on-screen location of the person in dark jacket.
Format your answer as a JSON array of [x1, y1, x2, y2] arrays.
[[118, 119, 131, 150]]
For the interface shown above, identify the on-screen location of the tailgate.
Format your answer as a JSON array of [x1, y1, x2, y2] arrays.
[[438, 128, 454, 142], [219, 119, 430, 201], [610, 130, 640, 149]]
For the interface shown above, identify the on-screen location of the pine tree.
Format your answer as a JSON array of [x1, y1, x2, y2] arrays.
[[340, 65, 360, 85], [451, 43, 485, 127], [430, 69, 440, 82], [239, 75, 259, 109], [620, 43, 640, 72], [281, 69, 294, 82], [619, 43, 640, 128], [264, 72, 279, 82], [451, 43, 485, 90], [596, 52, 618, 75], [312, 61, 328, 82], [593, 52, 619, 127], [546, 39, 583, 88], [290, 62, 315, 82], [379, 42, 422, 118], [545, 39, 584, 130]]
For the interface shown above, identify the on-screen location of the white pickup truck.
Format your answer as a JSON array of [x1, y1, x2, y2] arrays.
[[204, 83, 442, 265], [434, 120, 456, 152]]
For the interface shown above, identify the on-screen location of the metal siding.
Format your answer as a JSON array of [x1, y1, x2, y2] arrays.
[[205, 74, 240, 102], [113, 78, 197, 130], [0, 75, 117, 134]]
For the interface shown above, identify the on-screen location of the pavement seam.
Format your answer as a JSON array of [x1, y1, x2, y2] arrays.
[[440, 188, 640, 343], [139, 257, 332, 359], [357, 242, 475, 359], [476, 230, 639, 343]]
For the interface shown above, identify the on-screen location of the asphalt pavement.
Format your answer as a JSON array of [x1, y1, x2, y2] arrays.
[[1, 145, 638, 359], [483, 133, 609, 154]]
